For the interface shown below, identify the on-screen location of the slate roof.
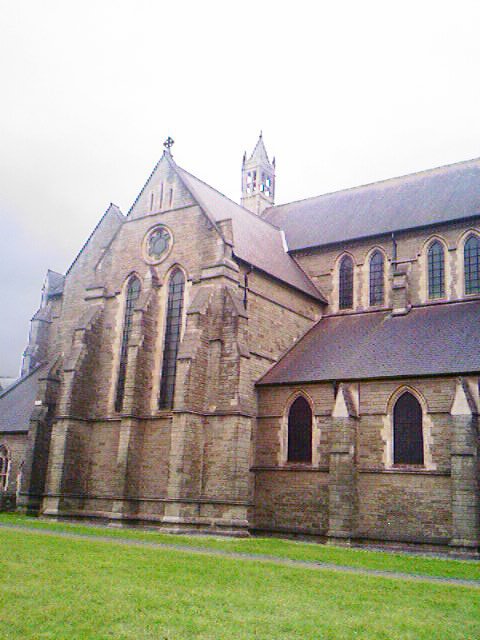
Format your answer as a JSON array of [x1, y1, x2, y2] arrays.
[[264, 158, 480, 251], [258, 300, 480, 385], [0, 364, 47, 433], [175, 165, 324, 301]]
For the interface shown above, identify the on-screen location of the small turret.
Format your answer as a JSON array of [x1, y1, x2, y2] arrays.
[[241, 132, 275, 215]]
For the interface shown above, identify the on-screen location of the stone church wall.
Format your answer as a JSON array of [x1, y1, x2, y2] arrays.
[[254, 376, 477, 548], [295, 218, 480, 312]]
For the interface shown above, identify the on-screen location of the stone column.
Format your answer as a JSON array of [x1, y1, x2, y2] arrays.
[[450, 379, 479, 551], [327, 384, 358, 545], [17, 405, 52, 514]]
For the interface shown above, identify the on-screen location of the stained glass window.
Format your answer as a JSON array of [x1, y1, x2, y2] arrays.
[[369, 250, 384, 306], [427, 241, 445, 299], [393, 392, 424, 465], [464, 234, 480, 295], [287, 397, 312, 463], [339, 255, 354, 309], [159, 269, 185, 409], [115, 276, 141, 412]]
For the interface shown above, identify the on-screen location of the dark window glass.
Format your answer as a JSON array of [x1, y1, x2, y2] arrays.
[[369, 250, 384, 306], [159, 269, 185, 409], [115, 276, 141, 412], [339, 255, 354, 309], [428, 241, 445, 299], [393, 392, 423, 465], [287, 397, 312, 463], [464, 235, 480, 295]]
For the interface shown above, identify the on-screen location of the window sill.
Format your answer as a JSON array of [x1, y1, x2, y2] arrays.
[[251, 464, 329, 472], [359, 466, 448, 476]]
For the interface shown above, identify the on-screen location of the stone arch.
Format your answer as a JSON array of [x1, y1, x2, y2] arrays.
[[365, 246, 388, 308], [111, 273, 142, 413], [336, 252, 355, 311], [383, 386, 434, 469], [457, 229, 480, 296], [418, 234, 450, 302], [151, 264, 189, 412], [283, 391, 314, 464]]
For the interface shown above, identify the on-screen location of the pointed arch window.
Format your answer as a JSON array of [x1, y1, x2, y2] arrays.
[[287, 397, 312, 463], [0, 445, 10, 491], [464, 234, 480, 295], [427, 241, 445, 299], [159, 269, 185, 409], [339, 255, 354, 310], [369, 250, 384, 306], [115, 276, 141, 412], [393, 392, 424, 465]]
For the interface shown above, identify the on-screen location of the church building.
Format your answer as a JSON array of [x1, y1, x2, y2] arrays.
[[1, 135, 479, 552]]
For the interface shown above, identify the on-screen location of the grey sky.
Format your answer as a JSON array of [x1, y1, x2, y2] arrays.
[[1, 0, 480, 375]]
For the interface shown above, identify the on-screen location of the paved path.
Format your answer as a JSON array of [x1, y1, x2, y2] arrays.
[[1, 522, 479, 589]]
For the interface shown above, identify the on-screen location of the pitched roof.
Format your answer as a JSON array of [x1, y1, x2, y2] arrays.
[[0, 364, 47, 432], [258, 300, 480, 385], [175, 165, 324, 301], [264, 158, 480, 251]]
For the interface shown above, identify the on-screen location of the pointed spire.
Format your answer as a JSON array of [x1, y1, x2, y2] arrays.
[[241, 132, 276, 214], [248, 131, 271, 166]]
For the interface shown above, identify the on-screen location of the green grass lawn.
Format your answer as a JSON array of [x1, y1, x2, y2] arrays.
[[0, 512, 479, 582], [0, 527, 479, 639]]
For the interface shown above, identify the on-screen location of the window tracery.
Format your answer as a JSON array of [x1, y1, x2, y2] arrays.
[[369, 250, 384, 306], [464, 234, 480, 295], [339, 255, 354, 310]]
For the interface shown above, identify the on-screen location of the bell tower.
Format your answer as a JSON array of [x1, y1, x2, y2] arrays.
[[241, 132, 275, 215]]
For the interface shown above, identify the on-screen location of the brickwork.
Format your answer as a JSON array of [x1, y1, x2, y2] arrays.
[[295, 218, 480, 312], [255, 376, 479, 549], [13, 151, 480, 550]]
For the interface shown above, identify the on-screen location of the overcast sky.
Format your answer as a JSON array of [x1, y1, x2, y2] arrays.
[[1, 0, 480, 375]]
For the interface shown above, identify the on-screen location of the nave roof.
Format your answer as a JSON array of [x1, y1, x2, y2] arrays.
[[264, 157, 480, 250]]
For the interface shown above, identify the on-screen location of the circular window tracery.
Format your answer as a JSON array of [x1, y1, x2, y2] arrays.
[[143, 225, 173, 264]]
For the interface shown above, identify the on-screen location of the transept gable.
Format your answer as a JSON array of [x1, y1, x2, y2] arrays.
[[66, 203, 125, 279]]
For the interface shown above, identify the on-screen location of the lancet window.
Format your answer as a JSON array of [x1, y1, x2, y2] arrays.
[[115, 276, 141, 412], [159, 269, 185, 409], [287, 396, 312, 463]]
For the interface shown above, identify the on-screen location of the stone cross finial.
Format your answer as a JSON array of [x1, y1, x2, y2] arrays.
[[163, 136, 174, 150]]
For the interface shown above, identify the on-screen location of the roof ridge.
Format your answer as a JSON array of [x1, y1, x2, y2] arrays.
[[176, 165, 283, 232], [267, 156, 480, 213]]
